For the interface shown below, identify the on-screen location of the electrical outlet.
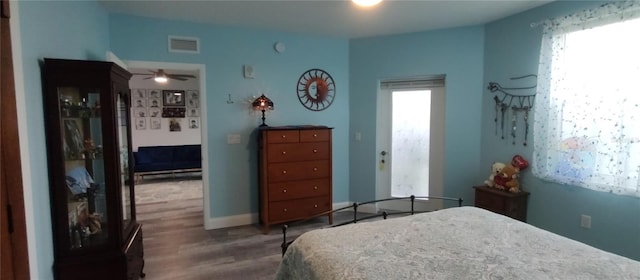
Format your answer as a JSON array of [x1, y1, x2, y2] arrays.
[[580, 214, 591, 229]]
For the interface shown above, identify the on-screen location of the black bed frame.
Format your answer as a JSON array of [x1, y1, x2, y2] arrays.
[[281, 195, 464, 256]]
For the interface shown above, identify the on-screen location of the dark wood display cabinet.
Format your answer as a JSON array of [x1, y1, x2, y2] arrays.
[[42, 58, 144, 280], [474, 185, 530, 222], [257, 126, 333, 234]]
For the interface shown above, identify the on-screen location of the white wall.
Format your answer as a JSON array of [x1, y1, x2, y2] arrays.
[[129, 68, 201, 150]]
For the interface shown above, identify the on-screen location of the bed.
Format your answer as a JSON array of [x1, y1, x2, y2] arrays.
[[275, 206, 640, 279]]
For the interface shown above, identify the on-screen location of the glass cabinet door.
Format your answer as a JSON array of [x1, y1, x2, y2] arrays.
[[117, 92, 133, 230], [44, 59, 144, 279], [58, 87, 108, 250]]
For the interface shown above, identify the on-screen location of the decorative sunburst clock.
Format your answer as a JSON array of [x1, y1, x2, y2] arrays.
[[296, 68, 336, 111]]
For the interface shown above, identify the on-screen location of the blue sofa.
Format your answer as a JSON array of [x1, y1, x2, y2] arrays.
[[133, 145, 201, 180]]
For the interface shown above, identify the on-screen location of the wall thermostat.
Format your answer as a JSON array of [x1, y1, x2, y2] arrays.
[[243, 64, 254, 79]]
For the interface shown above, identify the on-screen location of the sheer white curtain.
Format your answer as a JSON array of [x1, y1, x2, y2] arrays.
[[533, 1, 640, 197]]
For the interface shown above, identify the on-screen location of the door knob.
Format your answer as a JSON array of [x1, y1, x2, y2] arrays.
[[380, 151, 387, 170]]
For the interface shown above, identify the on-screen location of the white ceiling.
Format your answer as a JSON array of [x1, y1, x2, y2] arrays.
[[99, 0, 552, 39]]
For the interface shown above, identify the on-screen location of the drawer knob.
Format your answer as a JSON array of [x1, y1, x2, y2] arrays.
[[283, 208, 287, 212], [314, 186, 318, 190], [314, 204, 318, 208], [282, 170, 287, 174], [282, 151, 287, 155], [281, 135, 286, 138], [283, 189, 287, 193], [313, 133, 318, 137], [313, 149, 318, 153], [313, 167, 318, 171]]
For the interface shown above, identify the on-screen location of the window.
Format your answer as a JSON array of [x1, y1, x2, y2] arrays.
[[390, 89, 431, 198], [533, 2, 640, 197]]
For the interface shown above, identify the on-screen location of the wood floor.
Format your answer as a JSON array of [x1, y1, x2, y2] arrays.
[[136, 197, 333, 280]]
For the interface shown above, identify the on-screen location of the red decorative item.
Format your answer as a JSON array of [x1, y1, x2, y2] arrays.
[[511, 155, 529, 170]]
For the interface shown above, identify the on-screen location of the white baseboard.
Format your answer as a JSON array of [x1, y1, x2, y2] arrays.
[[205, 213, 258, 230]]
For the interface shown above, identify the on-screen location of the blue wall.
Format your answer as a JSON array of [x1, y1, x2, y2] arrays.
[[15, 1, 640, 279], [17, 1, 111, 279], [482, 0, 640, 260], [108, 14, 350, 218], [349, 26, 485, 203], [17, 3, 349, 279]]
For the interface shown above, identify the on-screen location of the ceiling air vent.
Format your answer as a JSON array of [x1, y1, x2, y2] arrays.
[[168, 36, 200, 54]]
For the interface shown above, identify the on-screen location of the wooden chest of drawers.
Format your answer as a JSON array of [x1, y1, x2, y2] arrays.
[[473, 185, 529, 222], [258, 126, 333, 233]]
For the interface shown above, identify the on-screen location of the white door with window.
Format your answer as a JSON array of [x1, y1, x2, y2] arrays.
[[375, 78, 446, 212]]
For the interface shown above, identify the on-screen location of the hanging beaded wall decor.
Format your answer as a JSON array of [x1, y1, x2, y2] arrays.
[[487, 75, 537, 146]]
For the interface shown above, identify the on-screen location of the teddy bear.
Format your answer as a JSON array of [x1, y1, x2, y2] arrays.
[[493, 164, 521, 193], [484, 162, 506, 187]]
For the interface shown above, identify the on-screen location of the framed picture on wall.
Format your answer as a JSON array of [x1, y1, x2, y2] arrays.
[[133, 98, 146, 108], [134, 89, 147, 99], [135, 118, 146, 130], [169, 118, 181, 132], [188, 118, 199, 129], [187, 90, 199, 108], [148, 89, 161, 99], [148, 98, 161, 108], [187, 108, 199, 117], [134, 108, 147, 118], [148, 108, 161, 118], [150, 118, 161, 130], [163, 90, 185, 106], [162, 107, 185, 118]]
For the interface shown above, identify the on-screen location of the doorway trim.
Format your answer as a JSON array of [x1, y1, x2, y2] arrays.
[[375, 75, 446, 212], [124, 60, 210, 228], [9, 0, 39, 276]]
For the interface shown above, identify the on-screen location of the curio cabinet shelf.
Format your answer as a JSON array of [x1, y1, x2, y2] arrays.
[[42, 58, 144, 280]]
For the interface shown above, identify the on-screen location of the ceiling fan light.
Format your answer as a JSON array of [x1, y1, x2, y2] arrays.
[[154, 72, 168, 83], [352, 0, 382, 7], [154, 76, 168, 83]]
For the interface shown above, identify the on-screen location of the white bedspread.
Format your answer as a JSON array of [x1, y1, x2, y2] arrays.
[[275, 206, 640, 279]]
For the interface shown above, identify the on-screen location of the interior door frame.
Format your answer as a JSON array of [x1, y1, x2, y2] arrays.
[[1, 0, 30, 278], [124, 60, 209, 228], [375, 78, 446, 212]]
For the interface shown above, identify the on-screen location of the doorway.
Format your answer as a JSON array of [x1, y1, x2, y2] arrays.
[[123, 60, 209, 227], [375, 76, 446, 212]]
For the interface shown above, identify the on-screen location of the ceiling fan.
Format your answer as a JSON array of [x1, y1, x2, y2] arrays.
[[131, 69, 196, 82]]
